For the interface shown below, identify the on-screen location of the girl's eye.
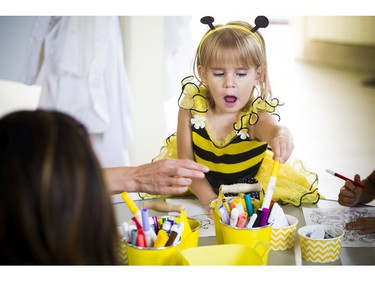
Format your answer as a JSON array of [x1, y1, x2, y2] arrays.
[[237, 72, 247, 77], [213, 72, 224, 77]]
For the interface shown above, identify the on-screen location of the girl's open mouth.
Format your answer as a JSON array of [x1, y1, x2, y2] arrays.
[[224, 95, 237, 104]]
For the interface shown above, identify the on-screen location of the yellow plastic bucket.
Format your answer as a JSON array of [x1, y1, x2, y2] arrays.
[[121, 217, 201, 265], [177, 218, 201, 250], [210, 197, 259, 244], [211, 197, 271, 264], [125, 240, 180, 265], [210, 199, 224, 244], [179, 243, 269, 265], [210, 197, 263, 244]]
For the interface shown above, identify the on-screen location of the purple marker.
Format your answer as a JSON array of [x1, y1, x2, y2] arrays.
[[141, 208, 154, 247], [152, 216, 159, 234], [141, 208, 150, 230], [259, 208, 269, 227]]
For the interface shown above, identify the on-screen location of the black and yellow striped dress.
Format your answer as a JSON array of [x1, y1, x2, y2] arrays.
[[191, 116, 268, 189], [148, 78, 321, 206], [178, 78, 279, 191]]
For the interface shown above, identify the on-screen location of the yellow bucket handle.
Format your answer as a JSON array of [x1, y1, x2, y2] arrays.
[[253, 240, 270, 264]]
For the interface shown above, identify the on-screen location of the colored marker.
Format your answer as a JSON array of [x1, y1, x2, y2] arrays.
[[153, 229, 169, 248], [121, 222, 130, 242], [259, 208, 269, 227], [141, 208, 156, 247], [260, 160, 280, 226], [236, 212, 248, 228], [131, 217, 146, 247], [130, 228, 137, 245], [326, 169, 366, 189], [172, 222, 184, 246], [246, 213, 258, 229], [218, 204, 230, 225], [236, 201, 245, 213], [252, 209, 263, 228], [244, 193, 254, 216], [128, 224, 137, 241], [121, 192, 142, 226], [152, 216, 159, 234], [222, 197, 231, 213], [165, 224, 179, 246], [230, 207, 240, 227], [261, 160, 280, 210], [227, 198, 237, 210], [162, 220, 172, 234]]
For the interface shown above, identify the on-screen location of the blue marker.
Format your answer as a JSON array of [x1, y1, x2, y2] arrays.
[[218, 204, 230, 224], [244, 193, 254, 216]]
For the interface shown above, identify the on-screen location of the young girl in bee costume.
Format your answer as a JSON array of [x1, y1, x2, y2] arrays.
[[149, 16, 320, 212]]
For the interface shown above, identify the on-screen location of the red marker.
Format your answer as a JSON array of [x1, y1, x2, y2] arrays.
[[326, 169, 366, 189], [132, 217, 146, 247]]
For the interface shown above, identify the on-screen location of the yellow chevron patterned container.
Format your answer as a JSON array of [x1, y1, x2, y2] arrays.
[[270, 215, 298, 251], [298, 224, 344, 263], [118, 238, 128, 265]]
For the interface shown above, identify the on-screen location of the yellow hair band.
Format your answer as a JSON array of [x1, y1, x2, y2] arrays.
[[198, 16, 269, 63]]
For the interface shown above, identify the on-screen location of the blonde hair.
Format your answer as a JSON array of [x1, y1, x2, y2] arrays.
[[193, 21, 272, 108]]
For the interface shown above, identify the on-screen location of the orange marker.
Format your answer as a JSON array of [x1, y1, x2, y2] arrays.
[[228, 198, 237, 210]]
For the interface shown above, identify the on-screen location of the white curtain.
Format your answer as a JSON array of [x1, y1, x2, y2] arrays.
[[164, 16, 194, 100], [20, 16, 133, 167]]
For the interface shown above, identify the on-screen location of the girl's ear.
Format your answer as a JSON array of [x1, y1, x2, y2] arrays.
[[198, 65, 208, 84], [255, 66, 263, 85]]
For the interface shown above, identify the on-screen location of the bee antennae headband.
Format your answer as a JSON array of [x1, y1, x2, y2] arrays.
[[198, 15, 269, 62]]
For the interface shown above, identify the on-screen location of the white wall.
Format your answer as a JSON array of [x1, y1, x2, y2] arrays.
[[305, 16, 375, 46], [121, 17, 167, 165], [0, 79, 41, 117], [293, 16, 375, 60]]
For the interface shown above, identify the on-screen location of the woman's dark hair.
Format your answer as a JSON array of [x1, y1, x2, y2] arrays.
[[0, 110, 118, 264]]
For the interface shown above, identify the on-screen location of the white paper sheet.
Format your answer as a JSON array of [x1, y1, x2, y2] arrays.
[[303, 207, 375, 247]]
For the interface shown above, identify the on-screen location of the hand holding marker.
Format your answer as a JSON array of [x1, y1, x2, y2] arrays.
[[325, 169, 366, 189]]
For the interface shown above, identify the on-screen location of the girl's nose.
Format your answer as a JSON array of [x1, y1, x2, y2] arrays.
[[224, 75, 235, 88]]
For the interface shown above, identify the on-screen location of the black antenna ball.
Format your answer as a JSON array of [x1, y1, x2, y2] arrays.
[[255, 16, 269, 28], [251, 15, 269, 32], [200, 16, 215, 30]]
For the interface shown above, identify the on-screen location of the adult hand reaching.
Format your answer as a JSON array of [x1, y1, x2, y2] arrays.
[[104, 158, 209, 195]]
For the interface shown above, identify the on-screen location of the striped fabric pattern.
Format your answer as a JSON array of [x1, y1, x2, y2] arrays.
[[191, 125, 267, 189]]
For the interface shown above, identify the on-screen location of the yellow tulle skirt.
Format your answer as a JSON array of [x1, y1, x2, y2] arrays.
[[140, 133, 322, 206]]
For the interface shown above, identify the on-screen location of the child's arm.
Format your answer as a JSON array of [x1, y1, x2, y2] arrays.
[[250, 112, 294, 163], [177, 108, 217, 212]]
